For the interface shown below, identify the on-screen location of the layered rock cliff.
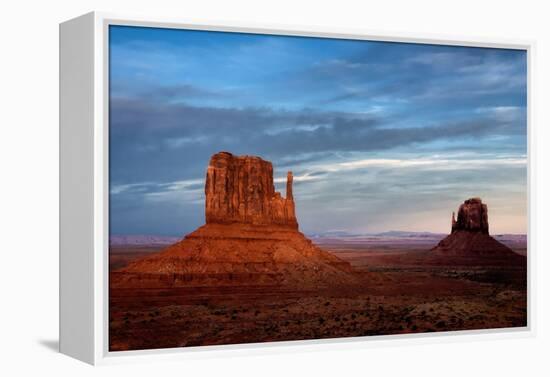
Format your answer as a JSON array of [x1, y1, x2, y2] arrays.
[[205, 152, 297, 228], [433, 198, 521, 259], [113, 152, 356, 288]]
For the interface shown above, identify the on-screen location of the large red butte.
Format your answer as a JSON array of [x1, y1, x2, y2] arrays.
[[114, 152, 355, 288]]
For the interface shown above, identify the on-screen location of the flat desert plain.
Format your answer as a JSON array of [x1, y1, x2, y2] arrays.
[[109, 235, 526, 351]]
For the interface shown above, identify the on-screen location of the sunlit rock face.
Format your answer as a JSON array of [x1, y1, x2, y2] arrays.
[[114, 152, 356, 288], [205, 152, 297, 229]]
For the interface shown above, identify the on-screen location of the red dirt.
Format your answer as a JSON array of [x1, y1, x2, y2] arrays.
[[109, 242, 527, 351]]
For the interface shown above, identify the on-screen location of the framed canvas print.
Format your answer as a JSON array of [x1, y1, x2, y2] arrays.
[[59, 12, 533, 365]]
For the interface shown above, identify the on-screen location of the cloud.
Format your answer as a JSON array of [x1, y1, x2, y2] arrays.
[[164, 136, 209, 149], [108, 27, 527, 235], [142, 84, 225, 102], [108, 90, 526, 192], [289, 46, 526, 110], [291, 154, 526, 234], [326, 156, 526, 172], [110, 95, 524, 151], [111, 178, 204, 200]]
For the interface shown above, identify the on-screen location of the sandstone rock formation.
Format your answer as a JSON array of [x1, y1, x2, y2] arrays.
[[433, 198, 522, 259], [451, 198, 489, 234], [112, 152, 356, 288], [205, 152, 297, 228]]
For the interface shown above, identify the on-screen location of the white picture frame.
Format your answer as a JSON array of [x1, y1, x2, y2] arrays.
[[59, 11, 535, 365]]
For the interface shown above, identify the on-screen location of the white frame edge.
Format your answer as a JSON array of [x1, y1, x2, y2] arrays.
[[59, 12, 96, 364], [59, 11, 536, 365]]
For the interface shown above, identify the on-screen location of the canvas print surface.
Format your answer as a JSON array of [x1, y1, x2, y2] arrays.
[[108, 25, 528, 351]]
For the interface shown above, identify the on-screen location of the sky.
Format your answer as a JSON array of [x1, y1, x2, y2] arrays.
[[109, 25, 527, 237]]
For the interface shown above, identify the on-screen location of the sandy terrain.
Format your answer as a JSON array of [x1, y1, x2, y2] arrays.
[[109, 240, 527, 351]]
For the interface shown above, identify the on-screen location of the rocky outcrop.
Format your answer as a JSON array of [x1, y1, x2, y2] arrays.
[[451, 198, 489, 234], [114, 223, 355, 288], [113, 152, 356, 288], [205, 152, 297, 228], [433, 198, 522, 259]]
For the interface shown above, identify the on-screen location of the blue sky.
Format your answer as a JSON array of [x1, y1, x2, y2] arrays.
[[109, 25, 527, 237]]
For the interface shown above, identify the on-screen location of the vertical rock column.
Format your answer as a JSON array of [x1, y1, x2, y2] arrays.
[[284, 172, 297, 228], [286, 171, 293, 201], [204, 152, 298, 228]]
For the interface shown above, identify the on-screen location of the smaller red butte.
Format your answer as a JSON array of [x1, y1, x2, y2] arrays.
[[451, 197, 489, 234], [434, 197, 520, 257]]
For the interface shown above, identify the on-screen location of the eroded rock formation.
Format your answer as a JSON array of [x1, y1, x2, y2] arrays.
[[451, 198, 489, 234], [113, 152, 356, 288], [205, 152, 297, 228], [433, 198, 521, 258]]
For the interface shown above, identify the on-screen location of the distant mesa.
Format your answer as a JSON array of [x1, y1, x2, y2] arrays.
[[433, 198, 523, 259], [109, 235, 181, 246], [113, 152, 356, 288]]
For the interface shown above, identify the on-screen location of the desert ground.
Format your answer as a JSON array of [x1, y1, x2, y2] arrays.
[[109, 237, 527, 351]]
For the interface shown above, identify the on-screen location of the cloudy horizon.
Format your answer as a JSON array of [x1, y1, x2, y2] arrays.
[[109, 25, 527, 237]]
